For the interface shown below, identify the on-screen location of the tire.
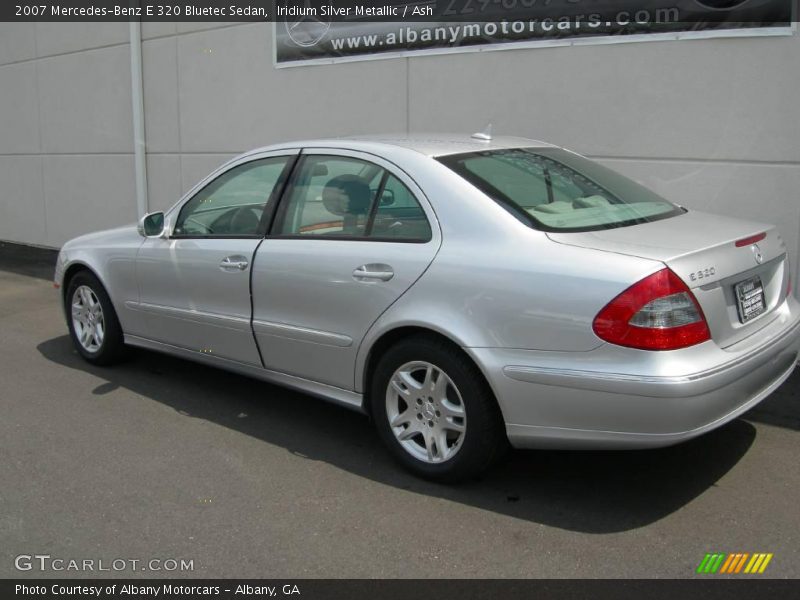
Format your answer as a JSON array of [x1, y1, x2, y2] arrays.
[[370, 335, 508, 482], [65, 270, 126, 366]]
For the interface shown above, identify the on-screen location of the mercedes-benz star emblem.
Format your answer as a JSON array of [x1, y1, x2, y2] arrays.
[[284, 1, 331, 48], [752, 243, 764, 264]]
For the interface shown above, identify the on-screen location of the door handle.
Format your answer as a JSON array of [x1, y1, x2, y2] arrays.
[[220, 255, 249, 272], [353, 264, 394, 282]]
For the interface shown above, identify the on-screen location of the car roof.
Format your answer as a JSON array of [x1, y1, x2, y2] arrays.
[[341, 134, 556, 156], [246, 134, 557, 159]]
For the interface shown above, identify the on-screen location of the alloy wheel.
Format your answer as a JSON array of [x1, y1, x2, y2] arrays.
[[385, 361, 467, 464], [71, 285, 105, 353]]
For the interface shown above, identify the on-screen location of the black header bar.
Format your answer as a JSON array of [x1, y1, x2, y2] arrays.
[[2, 0, 796, 22]]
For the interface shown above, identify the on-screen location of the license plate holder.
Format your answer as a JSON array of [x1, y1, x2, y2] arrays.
[[735, 276, 766, 324]]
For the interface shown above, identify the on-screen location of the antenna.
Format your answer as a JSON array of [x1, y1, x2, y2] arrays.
[[471, 123, 493, 141]]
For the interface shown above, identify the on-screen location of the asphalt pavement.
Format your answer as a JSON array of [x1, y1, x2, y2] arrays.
[[1, 252, 798, 578]]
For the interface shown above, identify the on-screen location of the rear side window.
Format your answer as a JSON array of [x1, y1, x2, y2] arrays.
[[370, 174, 432, 241], [275, 155, 431, 242], [437, 148, 683, 232]]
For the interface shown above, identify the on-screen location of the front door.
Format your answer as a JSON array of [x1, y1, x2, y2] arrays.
[[135, 151, 297, 365]]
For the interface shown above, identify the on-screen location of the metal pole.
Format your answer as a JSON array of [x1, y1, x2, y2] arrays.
[[129, 18, 148, 217]]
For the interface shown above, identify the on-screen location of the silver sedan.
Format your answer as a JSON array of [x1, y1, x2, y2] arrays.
[[55, 135, 800, 481]]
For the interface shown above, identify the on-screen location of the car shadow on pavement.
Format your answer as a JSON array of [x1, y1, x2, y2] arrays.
[[746, 376, 800, 431], [38, 334, 760, 534]]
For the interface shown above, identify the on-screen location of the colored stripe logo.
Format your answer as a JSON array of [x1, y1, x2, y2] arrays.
[[697, 553, 773, 574]]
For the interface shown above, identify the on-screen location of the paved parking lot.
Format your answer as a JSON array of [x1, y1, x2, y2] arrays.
[[1, 259, 799, 578]]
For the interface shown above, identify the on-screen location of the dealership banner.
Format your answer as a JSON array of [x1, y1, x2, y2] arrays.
[[275, 0, 795, 67]]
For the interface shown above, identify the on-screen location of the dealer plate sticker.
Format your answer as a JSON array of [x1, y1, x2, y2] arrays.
[[735, 276, 766, 323]]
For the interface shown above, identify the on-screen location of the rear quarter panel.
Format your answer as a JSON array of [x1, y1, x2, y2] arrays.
[[354, 165, 664, 392]]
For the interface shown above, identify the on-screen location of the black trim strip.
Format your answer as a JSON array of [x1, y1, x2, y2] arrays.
[[261, 152, 302, 238], [365, 171, 389, 237], [265, 235, 431, 244], [269, 154, 308, 237], [167, 234, 263, 240]]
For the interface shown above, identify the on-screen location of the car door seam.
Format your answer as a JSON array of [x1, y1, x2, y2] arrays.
[[249, 150, 305, 369]]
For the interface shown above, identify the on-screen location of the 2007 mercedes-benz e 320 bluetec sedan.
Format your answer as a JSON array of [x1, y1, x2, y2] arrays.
[[55, 135, 800, 480]]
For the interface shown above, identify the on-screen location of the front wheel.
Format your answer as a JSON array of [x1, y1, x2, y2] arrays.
[[65, 271, 126, 365], [371, 336, 507, 482]]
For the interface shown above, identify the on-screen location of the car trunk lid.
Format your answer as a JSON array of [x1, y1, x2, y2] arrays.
[[548, 210, 791, 348]]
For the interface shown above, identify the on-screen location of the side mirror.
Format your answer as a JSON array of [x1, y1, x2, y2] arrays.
[[138, 212, 166, 238]]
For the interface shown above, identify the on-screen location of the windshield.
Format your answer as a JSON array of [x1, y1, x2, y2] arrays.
[[437, 148, 684, 232]]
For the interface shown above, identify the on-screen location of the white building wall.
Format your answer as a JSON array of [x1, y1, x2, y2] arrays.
[[0, 22, 136, 247], [0, 22, 798, 283]]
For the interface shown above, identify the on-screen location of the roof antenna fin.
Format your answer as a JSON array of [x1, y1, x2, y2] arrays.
[[471, 123, 493, 141]]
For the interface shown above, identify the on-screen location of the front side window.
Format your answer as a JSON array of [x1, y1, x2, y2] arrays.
[[173, 156, 290, 237], [437, 148, 683, 232], [276, 155, 431, 241]]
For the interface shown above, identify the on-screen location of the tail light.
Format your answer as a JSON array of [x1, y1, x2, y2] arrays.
[[593, 268, 711, 351]]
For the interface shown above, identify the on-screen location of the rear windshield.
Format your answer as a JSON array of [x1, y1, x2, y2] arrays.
[[437, 148, 684, 232]]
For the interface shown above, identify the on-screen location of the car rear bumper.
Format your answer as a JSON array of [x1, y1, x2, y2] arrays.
[[468, 297, 800, 449]]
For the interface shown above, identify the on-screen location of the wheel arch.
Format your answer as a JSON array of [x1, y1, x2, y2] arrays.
[[61, 261, 100, 302], [359, 325, 505, 422], [60, 261, 121, 323]]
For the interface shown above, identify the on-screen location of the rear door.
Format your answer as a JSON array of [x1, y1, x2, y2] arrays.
[[134, 150, 297, 365], [251, 149, 441, 390]]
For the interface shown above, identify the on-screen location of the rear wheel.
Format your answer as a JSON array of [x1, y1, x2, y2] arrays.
[[371, 336, 507, 481], [65, 271, 126, 365]]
